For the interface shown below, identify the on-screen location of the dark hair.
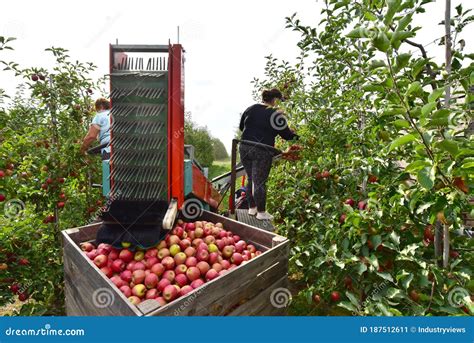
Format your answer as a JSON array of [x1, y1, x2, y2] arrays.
[[262, 88, 283, 103], [95, 98, 111, 111]]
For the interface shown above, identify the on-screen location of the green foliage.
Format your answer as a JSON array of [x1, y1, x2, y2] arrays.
[[0, 41, 104, 315], [255, 1, 474, 316], [212, 138, 229, 160], [184, 112, 215, 167]]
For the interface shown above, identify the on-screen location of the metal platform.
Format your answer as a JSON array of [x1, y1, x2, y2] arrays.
[[235, 209, 274, 232]]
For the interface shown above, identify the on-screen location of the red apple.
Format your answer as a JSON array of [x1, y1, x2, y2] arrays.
[[155, 297, 167, 306], [175, 264, 188, 275], [145, 257, 159, 268], [157, 278, 171, 292], [190, 279, 205, 289], [194, 228, 204, 238], [145, 248, 158, 259], [204, 235, 215, 245], [175, 273, 189, 287], [120, 285, 132, 297], [166, 235, 180, 246], [205, 269, 219, 281], [80, 242, 94, 252], [132, 270, 146, 284], [179, 239, 192, 251], [93, 254, 108, 268], [111, 259, 125, 273], [132, 262, 146, 271], [126, 260, 137, 271], [174, 252, 187, 265], [185, 222, 195, 231], [186, 266, 201, 281], [235, 240, 246, 253], [145, 288, 159, 300], [110, 275, 126, 288], [184, 247, 196, 257], [216, 239, 226, 251], [220, 260, 231, 269], [86, 249, 98, 260], [150, 263, 165, 277], [208, 252, 219, 265], [185, 256, 198, 268], [218, 230, 227, 239], [145, 273, 158, 289], [196, 261, 210, 276], [162, 270, 175, 283], [212, 263, 223, 272], [330, 291, 341, 302], [128, 296, 141, 305], [358, 201, 367, 210], [119, 249, 134, 263], [162, 256, 175, 270], [172, 226, 185, 238], [344, 198, 355, 207], [157, 240, 167, 250], [120, 270, 132, 283], [100, 266, 113, 278], [163, 285, 178, 302], [158, 248, 170, 259], [196, 249, 209, 262], [108, 249, 119, 261], [180, 285, 193, 296], [339, 214, 346, 224]]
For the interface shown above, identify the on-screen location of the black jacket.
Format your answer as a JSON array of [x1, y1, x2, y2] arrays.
[[239, 104, 298, 147]]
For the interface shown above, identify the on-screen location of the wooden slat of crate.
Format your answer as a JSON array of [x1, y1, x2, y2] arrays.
[[62, 211, 289, 316], [62, 229, 142, 316], [144, 239, 289, 316], [227, 275, 289, 316]]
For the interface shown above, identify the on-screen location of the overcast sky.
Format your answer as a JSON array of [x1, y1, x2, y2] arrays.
[[1, 0, 472, 153]]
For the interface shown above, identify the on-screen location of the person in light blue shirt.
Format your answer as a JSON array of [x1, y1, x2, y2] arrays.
[[80, 98, 111, 160]]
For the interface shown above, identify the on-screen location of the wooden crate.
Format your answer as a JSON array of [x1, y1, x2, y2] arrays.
[[62, 210, 289, 316]]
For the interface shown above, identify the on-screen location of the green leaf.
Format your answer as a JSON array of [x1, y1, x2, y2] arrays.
[[372, 31, 391, 52], [371, 235, 382, 249], [428, 87, 445, 102], [386, 287, 403, 299], [384, 0, 402, 26], [461, 161, 474, 169], [338, 301, 358, 312], [369, 59, 386, 70], [346, 291, 359, 307], [389, 133, 416, 151], [436, 139, 459, 156], [396, 13, 413, 31], [392, 119, 410, 128], [417, 167, 434, 190], [421, 102, 436, 117], [356, 263, 367, 275], [377, 272, 394, 282], [428, 109, 450, 127], [406, 160, 430, 172], [405, 81, 422, 96], [389, 231, 400, 246], [347, 27, 370, 38], [394, 53, 411, 72], [398, 271, 413, 289], [411, 59, 427, 78]]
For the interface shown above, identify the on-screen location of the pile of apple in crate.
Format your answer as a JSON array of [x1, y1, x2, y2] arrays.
[[80, 220, 262, 306]]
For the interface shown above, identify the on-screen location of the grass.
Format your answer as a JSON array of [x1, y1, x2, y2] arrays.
[[208, 158, 231, 179]]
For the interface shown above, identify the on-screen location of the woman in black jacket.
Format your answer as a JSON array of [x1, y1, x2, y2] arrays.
[[239, 88, 299, 220]]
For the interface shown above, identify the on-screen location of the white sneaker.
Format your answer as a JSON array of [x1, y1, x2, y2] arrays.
[[248, 207, 257, 216], [256, 212, 273, 221]]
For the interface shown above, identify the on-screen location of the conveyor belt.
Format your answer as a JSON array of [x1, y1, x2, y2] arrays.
[[235, 209, 274, 232]]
